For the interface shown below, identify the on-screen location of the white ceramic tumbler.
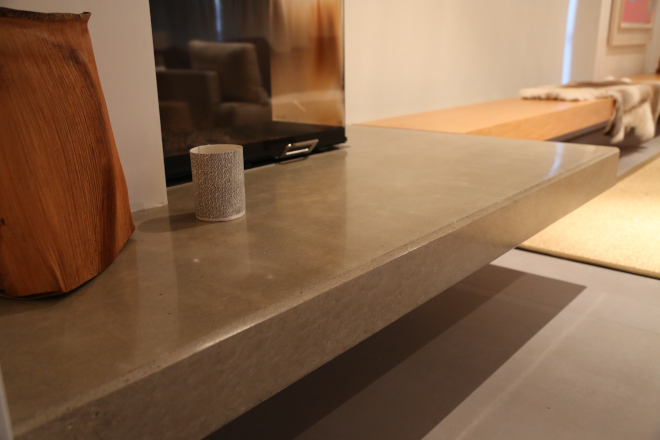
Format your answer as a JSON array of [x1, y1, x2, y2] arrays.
[[190, 144, 246, 221]]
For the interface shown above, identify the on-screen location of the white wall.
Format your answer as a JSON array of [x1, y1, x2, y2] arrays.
[[568, 0, 603, 81], [643, 4, 660, 74], [345, 0, 571, 123], [0, 0, 168, 211], [0, 366, 12, 440], [646, 21, 660, 74]]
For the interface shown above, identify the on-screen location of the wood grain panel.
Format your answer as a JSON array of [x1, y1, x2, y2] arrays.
[[0, 8, 134, 298]]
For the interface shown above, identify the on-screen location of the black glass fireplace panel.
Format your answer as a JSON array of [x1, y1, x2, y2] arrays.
[[149, 0, 346, 184]]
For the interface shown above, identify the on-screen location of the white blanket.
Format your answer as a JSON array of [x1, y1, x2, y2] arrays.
[[520, 80, 660, 143]]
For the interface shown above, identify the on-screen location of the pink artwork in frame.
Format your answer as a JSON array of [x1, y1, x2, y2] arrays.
[[621, 0, 656, 28], [609, 0, 656, 45]]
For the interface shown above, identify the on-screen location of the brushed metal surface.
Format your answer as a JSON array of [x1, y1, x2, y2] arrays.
[[0, 126, 618, 440]]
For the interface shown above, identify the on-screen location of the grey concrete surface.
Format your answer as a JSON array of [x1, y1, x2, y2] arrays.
[[0, 126, 617, 440]]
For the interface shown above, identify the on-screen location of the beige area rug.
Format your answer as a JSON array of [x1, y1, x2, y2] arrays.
[[520, 153, 660, 278]]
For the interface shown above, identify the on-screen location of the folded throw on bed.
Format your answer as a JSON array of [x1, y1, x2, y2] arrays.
[[520, 80, 660, 143]]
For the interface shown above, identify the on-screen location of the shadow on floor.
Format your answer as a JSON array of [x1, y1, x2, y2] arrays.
[[206, 265, 585, 440]]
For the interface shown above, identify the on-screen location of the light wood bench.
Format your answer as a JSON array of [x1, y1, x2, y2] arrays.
[[362, 97, 613, 141], [361, 74, 660, 141]]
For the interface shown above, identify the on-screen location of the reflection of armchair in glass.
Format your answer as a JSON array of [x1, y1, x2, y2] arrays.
[[156, 69, 218, 133], [156, 40, 272, 131], [188, 40, 271, 127]]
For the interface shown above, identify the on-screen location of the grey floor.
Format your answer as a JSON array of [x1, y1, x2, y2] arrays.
[[207, 135, 660, 440]]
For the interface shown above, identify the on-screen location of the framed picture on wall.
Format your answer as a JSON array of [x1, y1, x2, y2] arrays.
[[609, 0, 657, 45]]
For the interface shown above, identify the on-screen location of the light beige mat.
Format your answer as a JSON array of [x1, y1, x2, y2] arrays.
[[520, 153, 660, 278]]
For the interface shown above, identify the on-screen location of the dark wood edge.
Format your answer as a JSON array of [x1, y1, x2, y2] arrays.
[[0, 7, 90, 22]]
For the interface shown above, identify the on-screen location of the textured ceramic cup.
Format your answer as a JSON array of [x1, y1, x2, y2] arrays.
[[190, 144, 246, 221]]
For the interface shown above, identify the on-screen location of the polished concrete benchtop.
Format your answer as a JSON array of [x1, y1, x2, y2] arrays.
[[0, 126, 618, 440]]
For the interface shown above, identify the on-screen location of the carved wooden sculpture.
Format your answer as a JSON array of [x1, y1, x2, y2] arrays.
[[0, 8, 135, 299]]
